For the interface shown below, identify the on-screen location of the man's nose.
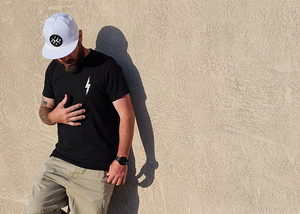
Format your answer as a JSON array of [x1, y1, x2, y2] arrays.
[[61, 55, 70, 63]]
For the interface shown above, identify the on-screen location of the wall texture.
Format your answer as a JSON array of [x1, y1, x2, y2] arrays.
[[2, 0, 300, 213]]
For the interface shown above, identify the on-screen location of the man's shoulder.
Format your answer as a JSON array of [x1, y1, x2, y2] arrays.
[[88, 49, 112, 61], [46, 60, 61, 74], [85, 50, 117, 67], [90, 49, 110, 57]]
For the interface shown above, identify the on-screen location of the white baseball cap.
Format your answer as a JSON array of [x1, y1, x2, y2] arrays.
[[42, 13, 79, 59]]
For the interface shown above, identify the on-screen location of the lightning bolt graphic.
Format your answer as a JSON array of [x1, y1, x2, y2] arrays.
[[85, 77, 91, 95]]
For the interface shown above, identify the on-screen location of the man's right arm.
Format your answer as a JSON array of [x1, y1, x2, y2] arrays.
[[39, 94, 86, 126], [39, 96, 56, 125]]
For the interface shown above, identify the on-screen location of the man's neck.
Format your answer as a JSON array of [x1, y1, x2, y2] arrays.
[[83, 47, 91, 58]]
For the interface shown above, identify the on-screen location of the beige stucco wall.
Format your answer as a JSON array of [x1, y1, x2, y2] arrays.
[[1, 0, 300, 213]]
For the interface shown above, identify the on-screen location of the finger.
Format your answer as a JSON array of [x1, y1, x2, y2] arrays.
[[67, 112, 85, 124], [69, 115, 85, 123], [67, 121, 82, 126], [69, 109, 86, 118], [121, 177, 126, 185], [106, 171, 114, 183], [116, 177, 126, 186], [69, 114, 85, 122], [59, 94, 68, 107], [111, 177, 118, 185], [107, 176, 113, 184], [66, 104, 83, 112], [68, 116, 81, 125], [116, 178, 123, 186]]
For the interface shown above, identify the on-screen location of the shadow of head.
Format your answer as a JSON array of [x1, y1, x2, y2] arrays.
[[95, 26, 146, 102], [96, 26, 128, 58]]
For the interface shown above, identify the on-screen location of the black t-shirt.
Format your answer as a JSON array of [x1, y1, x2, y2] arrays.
[[42, 50, 130, 170]]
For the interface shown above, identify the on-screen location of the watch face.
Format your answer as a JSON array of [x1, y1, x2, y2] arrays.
[[117, 157, 128, 165]]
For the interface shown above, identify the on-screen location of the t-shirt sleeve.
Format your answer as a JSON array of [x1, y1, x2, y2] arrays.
[[104, 58, 130, 102], [42, 62, 55, 99]]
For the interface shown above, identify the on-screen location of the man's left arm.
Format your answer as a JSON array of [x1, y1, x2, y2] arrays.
[[107, 94, 135, 186]]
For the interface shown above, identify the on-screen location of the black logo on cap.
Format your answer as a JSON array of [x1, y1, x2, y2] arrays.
[[50, 35, 63, 47]]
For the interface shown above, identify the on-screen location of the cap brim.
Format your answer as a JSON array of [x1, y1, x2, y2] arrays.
[[42, 39, 78, 59]]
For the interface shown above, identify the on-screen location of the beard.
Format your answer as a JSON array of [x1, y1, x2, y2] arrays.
[[57, 42, 85, 74]]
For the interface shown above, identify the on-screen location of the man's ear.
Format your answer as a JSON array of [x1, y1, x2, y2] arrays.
[[78, 30, 83, 42]]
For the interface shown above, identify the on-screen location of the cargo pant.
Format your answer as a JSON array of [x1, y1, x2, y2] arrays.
[[28, 157, 114, 214]]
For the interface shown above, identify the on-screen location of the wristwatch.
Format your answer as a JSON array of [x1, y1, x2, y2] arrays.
[[116, 156, 128, 165]]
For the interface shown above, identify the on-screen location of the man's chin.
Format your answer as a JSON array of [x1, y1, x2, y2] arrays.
[[57, 61, 80, 74], [65, 65, 81, 74]]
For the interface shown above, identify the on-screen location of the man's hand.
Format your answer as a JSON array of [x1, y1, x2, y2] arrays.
[[45, 94, 85, 126], [106, 160, 128, 186]]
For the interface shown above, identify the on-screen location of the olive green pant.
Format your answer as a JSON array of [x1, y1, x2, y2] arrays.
[[28, 157, 114, 214]]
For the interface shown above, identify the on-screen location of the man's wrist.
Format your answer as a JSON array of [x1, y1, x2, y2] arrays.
[[116, 156, 128, 165], [39, 108, 56, 125]]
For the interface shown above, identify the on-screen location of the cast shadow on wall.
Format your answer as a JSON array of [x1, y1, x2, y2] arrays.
[[95, 26, 159, 214]]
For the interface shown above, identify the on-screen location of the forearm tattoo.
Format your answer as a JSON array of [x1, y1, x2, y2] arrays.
[[39, 97, 54, 125], [41, 98, 48, 107]]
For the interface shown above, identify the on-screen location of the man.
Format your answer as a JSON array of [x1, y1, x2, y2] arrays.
[[28, 13, 135, 214]]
